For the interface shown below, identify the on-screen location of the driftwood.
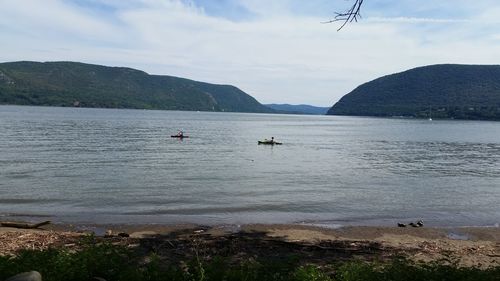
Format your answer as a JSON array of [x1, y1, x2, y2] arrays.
[[0, 220, 51, 229]]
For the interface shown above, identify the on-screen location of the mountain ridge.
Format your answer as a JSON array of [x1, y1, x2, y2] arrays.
[[265, 103, 329, 115], [327, 64, 500, 120], [0, 61, 275, 113]]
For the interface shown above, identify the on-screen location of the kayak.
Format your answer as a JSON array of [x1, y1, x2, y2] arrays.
[[171, 135, 189, 138], [258, 140, 282, 145]]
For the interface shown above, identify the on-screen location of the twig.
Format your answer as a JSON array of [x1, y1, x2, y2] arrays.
[[323, 0, 364, 31]]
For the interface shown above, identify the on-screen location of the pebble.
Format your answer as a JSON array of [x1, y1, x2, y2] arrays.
[[6, 271, 42, 281]]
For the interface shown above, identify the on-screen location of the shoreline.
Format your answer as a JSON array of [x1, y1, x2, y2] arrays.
[[1, 222, 499, 268], [4, 219, 500, 240], [48, 221, 500, 235], [3, 213, 499, 230]]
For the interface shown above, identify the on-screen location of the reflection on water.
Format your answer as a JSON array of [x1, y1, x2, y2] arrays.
[[0, 105, 499, 227]]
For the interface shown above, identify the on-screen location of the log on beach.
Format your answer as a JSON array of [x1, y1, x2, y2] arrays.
[[0, 220, 51, 229]]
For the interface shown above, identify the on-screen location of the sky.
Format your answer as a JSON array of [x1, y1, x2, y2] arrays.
[[1, 0, 500, 106]]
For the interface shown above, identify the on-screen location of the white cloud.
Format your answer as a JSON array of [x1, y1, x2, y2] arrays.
[[366, 17, 471, 24], [0, 0, 120, 41], [2, 0, 500, 106]]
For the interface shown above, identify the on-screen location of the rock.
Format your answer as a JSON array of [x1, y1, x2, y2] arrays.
[[6, 271, 42, 281], [416, 220, 424, 227], [117, 232, 129, 238], [104, 229, 113, 238], [92, 277, 107, 281], [397, 223, 406, 227], [409, 222, 418, 227]]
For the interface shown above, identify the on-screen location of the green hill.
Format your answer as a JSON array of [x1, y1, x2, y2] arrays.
[[0, 61, 274, 113], [327, 64, 500, 120]]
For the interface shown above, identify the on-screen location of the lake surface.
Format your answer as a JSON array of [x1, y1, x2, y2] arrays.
[[1, 105, 499, 227]]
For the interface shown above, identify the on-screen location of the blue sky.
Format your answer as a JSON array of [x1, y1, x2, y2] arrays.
[[2, 0, 500, 106]]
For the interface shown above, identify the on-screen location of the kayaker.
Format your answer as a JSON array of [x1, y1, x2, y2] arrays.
[[177, 130, 183, 137], [271, 137, 275, 144]]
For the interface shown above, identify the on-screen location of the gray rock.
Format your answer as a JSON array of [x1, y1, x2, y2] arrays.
[[5, 271, 42, 281], [104, 229, 113, 238]]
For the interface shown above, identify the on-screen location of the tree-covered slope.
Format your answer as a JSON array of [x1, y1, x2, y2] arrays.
[[0, 61, 274, 113], [328, 64, 500, 120], [265, 104, 330, 115]]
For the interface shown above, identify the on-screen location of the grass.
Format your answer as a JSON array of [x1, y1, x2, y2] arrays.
[[0, 236, 498, 281]]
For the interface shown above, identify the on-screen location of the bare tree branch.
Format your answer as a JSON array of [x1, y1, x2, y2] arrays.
[[323, 0, 364, 31]]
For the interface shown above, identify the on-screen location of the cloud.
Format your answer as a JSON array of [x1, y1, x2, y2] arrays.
[[366, 17, 471, 24], [1, 0, 500, 106], [0, 0, 120, 41]]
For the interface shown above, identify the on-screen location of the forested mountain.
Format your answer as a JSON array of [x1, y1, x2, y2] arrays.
[[328, 64, 500, 120], [265, 104, 329, 115], [0, 61, 274, 113]]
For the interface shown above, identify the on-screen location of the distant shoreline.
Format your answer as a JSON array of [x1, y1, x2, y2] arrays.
[[0, 103, 326, 116], [5, 104, 500, 121]]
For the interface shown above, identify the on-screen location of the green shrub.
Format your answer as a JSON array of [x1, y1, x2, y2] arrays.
[[0, 242, 499, 281]]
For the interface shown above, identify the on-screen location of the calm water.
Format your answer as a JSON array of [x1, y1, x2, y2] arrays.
[[1, 105, 499, 227]]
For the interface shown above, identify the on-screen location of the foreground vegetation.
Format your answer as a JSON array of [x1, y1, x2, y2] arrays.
[[0, 236, 498, 281]]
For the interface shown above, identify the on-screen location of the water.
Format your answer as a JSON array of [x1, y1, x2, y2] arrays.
[[0, 105, 499, 227]]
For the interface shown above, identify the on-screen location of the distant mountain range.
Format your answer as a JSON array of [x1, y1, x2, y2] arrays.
[[328, 64, 500, 120], [264, 104, 329, 115], [0, 61, 274, 113]]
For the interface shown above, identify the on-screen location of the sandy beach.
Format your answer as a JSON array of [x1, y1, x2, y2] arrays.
[[1, 223, 498, 269]]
